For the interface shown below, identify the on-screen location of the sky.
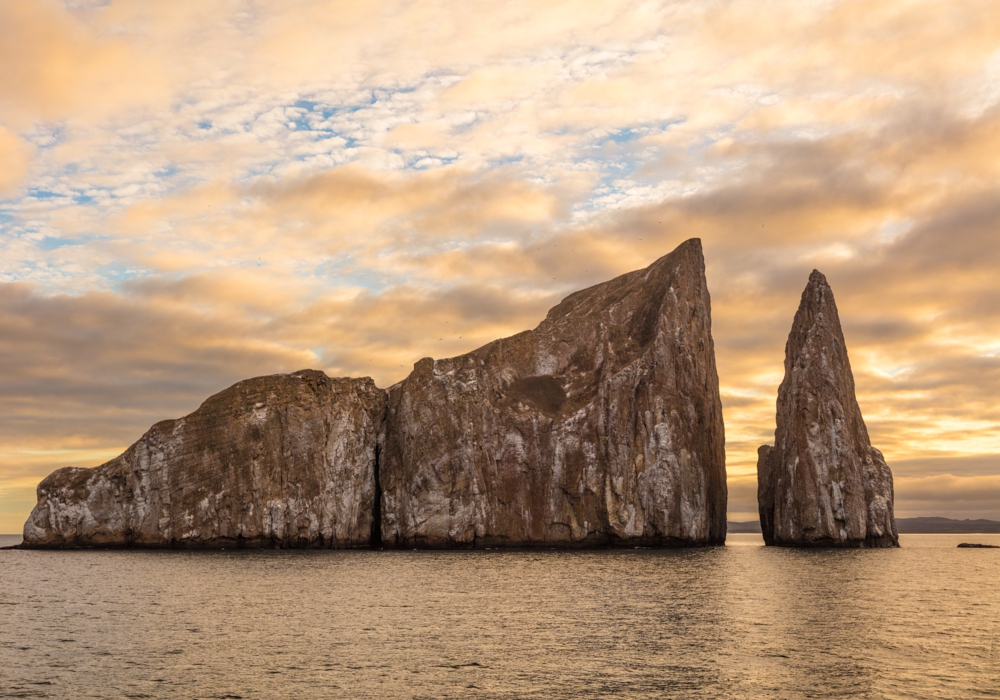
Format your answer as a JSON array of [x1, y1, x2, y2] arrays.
[[2, 0, 999, 532]]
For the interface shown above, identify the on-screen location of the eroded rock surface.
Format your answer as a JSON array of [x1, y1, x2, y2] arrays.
[[381, 238, 727, 547], [757, 271, 898, 548], [23, 239, 727, 549], [22, 371, 385, 548]]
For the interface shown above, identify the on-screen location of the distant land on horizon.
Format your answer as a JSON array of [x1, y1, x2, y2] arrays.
[[728, 517, 1000, 534]]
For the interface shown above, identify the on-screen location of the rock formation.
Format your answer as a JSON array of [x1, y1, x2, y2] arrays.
[[757, 270, 898, 548], [23, 371, 385, 548], [381, 238, 727, 547], [22, 238, 727, 549]]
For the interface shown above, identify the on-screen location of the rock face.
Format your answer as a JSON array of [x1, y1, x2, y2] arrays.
[[22, 371, 385, 548], [757, 271, 898, 548], [23, 238, 727, 549], [380, 238, 727, 547]]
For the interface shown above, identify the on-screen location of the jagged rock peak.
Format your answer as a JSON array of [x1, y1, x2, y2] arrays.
[[757, 270, 898, 548], [381, 237, 727, 547]]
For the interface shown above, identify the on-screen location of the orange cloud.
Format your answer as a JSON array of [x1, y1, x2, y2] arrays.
[[0, 0, 167, 125], [0, 126, 31, 194]]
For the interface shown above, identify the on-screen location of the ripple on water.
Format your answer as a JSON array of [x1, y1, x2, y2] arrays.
[[0, 533, 998, 699]]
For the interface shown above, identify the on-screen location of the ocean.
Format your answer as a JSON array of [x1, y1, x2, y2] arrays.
[[1, 533, 997, 698]]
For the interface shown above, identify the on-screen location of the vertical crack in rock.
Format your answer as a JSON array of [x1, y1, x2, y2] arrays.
[[370, 444, 383, 549], [758, 270, 899, 548], [379, 238, 727, 547]]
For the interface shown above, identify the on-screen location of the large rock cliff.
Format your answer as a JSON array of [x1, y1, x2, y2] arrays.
[[22, 238, 727, 549], [380, 238, 727, 546], [757, 271, 898, 548], [23, 371, 385, 548]]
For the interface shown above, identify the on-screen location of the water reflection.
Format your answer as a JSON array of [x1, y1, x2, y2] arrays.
[[0, 534, 997, 698]]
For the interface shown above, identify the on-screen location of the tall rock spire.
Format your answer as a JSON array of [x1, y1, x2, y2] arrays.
[[757, 270, 898, 547]]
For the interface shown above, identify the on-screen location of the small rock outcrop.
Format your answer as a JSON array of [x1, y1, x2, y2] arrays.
[[957, 543, 999, 548], [757, 271, 898, 548], [381, 238, 727, 547], [22, 371, 385, 548]]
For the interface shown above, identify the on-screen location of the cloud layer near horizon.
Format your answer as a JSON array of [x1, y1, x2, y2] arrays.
[[2, 0, 999, 531]]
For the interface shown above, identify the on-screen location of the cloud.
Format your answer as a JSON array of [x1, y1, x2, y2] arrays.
[[251, 165, 569, 238], [0, 127, 32, 194], [0, 0, 167, 125]]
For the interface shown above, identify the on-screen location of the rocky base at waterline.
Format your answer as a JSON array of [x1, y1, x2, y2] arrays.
[[21, 239, 727, 550], [757, 271, 898, 548]]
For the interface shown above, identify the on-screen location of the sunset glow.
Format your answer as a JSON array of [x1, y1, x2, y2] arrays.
[[2, 0, 999, 530]]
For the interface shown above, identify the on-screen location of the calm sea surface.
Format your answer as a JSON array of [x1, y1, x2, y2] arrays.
[[1, 533, 997, 699]]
